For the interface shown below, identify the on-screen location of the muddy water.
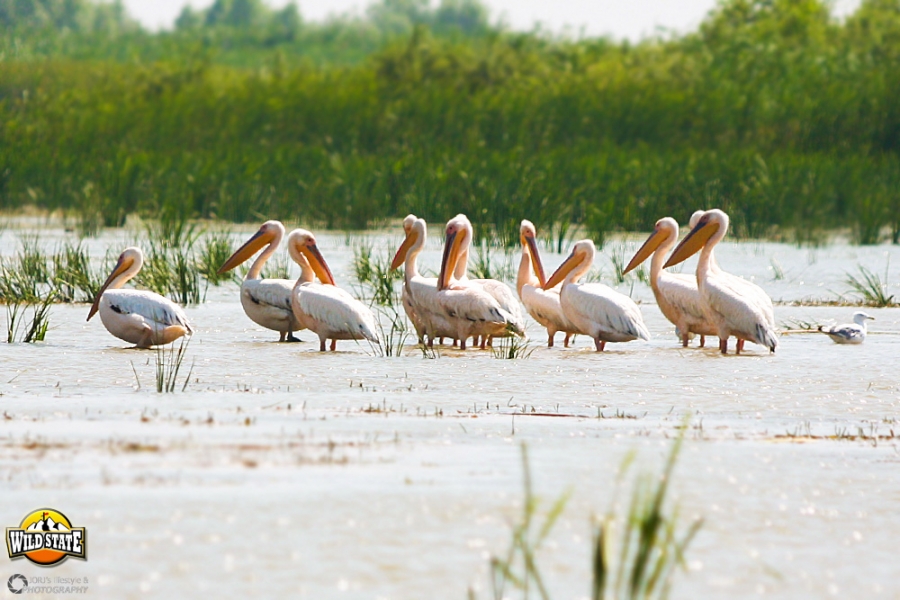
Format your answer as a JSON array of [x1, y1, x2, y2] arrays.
[[1, 225, 899, 599]]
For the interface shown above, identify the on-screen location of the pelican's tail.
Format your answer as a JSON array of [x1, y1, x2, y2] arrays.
[[756, 323, 779, 353]]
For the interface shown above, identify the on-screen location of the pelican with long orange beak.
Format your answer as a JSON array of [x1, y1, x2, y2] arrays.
[[542, 240, 649, 351], [437, 215, 523, 350], [664, 209, 777, 354], [287, 229, 379, 352], [87, 247, 192, 348], [623, 216, 717, 347], [517, 220, 579, 347], [448, 214, 526, 347], [217, 220, 302, 342], [391, 215, 456, 346]]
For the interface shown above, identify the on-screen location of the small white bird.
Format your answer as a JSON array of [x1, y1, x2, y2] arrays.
[[818, 312, 874, 344], [87, 247, 192, 348]]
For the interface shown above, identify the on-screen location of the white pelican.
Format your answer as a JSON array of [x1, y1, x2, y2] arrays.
[[87, 247, 192, 348], [543, 240, 650, 351], [623, 216, 717, 347], [391, 215, 456, 346], [286, 229, 379, 352], [818, 311, 874, 344], [437, 215, 524, 350], [449, 214, 526, 346], [664, 209, 778, 354], [217, 220, 302, 342], [517, 220, 579, 347]]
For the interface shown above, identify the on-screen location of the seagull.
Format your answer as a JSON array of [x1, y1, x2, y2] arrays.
[[818, 311, 874, 344]]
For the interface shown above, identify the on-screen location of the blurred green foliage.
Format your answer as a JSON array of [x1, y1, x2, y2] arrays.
[[1, 0, 900, 243]]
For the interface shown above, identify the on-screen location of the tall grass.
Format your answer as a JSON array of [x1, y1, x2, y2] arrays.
[[2, 1, 900, 239], [6, 290, 55, 343], [155, 336, 194, 393], [483, 429, 701, 600], [845, 262, 895, 307], [352, 244, 403, 306]]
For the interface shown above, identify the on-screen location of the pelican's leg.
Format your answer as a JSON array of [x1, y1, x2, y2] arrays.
[[330, 339, 337, 351], [286, 331, 301, 342], [594, 338, 605, 352], [440, 337, 446, 345], [279, 331, 287, 342], [564, 333, 571, 348], [480, 336, 487, 350], [682, 332, 689, 347], [699, 335, 706, 348], [736, 339, 745, 354], [319, 338, 327, 352], [487, 336, 493, 347], [547, 333, 554, 348], [719, 337, 728, 354], [459, 337, 467, 350]]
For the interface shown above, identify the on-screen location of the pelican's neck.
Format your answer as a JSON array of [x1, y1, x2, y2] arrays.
[[112, 256, 143, 289], [697, 224, 725, 278], [452, 237, 472, 281], [517, 243, 538, 295], [287, 239, 316, 284], [404, 228, 426, 282], [567, 247, 594, 285], [248, 226, 283, 280], [650, 231, 677, 289]]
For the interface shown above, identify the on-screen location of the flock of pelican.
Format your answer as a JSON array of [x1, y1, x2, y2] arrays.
[[86, 209, 787, 355]]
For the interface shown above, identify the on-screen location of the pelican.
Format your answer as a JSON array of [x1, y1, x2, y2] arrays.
[[517, 220, 579, 347], [664, 209, 778, 354], [217, 220, 302, 342], [391, 216, 456, 346], [818, 311, 874, 344], [623, 216, 717, 347], [449, 214, 526, 346], [543, 240, 650, 351], [438, 215, 524, 350], [87, 247, 192, 348], [286, 229, 379, 352]]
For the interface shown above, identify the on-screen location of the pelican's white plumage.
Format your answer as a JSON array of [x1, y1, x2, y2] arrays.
[[391, 215, 456, 346], [543, 240, 649, 351], [217, 220, 302, 341], [451, 215, 527, 343], [623, 216, 717, 347], [819, 311, 874, 344], [664, 209, 778, 354], [437, 215, 524, 350], [516, 220, 579, 347], [287, 229, 379, 351], [87, 247, 192, 348]]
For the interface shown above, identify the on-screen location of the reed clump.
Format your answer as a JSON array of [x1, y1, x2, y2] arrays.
[[155, 336, 194, 393], [845, 263, 894, 307], [352, 244, 403, 306]]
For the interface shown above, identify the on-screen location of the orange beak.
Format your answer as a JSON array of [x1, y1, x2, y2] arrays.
[[663, 220, 719, 269], [391, 230, 418, 271], [438, 229, 463, 291], [217, 227, 273, 274], [523, 233, 546, 287], [87, 255, 132, 321], [624, 228, 666, 275], [300, 243, 336, 285], [543, 250, 580, 290]]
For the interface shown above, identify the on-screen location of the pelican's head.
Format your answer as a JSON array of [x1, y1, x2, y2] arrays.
[[217, 220, 285, 274], [519, 220, 546, 287], [286, 229, 335, 285], [392, 217, 426, 270], [853, 311, 875, 325], [543, 239, 595, 289], [88, 247, 143, 321], [624, 217, 678, 275], [438, 214, 472, 290], [664, 209, 728, 269], [689, 210, 705, 229]]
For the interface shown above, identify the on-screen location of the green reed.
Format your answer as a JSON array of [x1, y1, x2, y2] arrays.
[[6, 289, 56, 343], [155, 335, 194, 393], [491, 330, 535, 360], [352, 244, 403, 306], [845, 263, 894, 307]]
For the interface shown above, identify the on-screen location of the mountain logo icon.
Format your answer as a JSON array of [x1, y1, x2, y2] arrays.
[[5, 508, 87, 566]]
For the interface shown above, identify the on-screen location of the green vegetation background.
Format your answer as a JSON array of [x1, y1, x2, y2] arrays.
[[2, 0, 900, 245]]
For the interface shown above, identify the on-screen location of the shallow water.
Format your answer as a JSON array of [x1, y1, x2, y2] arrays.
[[1, 225, 899, 599]]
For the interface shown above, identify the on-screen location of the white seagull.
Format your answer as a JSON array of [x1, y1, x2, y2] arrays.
[[87, 247, 192, 348], [217, 220, 303, 342], [818, 312, 874, 344]]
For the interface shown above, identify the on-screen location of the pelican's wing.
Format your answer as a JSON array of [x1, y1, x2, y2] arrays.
[[295, 283, 379, 342], [567, 283, 650, 341], [244, 278, 295, 313], [658, 273, 707, 321], [474, 279, 526, 332], [705, 273, 778, 349], [407, 276, 457, 338], [109, 290, 192, 333], [521, 285, 578, 333], [439, 284, 521, 334]]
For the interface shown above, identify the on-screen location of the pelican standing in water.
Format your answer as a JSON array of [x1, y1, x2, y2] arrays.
[[287, 229, 379, 351], [449, 214, 526, 347], [664, 209, 778, 354], [623, 216, 717, 347], [517, 220, 579, 347], [217, 220, 302, 342], [818, 311, 874, 344], [438, 216, 524, 350], [391, 215, 456, 346], [87, 247, 192, 348], [543, 240, 650, 351]]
